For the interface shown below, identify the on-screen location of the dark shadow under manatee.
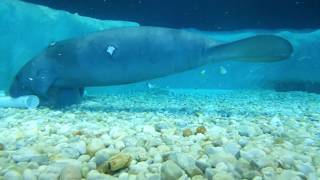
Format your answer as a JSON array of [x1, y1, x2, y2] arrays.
[[267, 80, 320, 94]]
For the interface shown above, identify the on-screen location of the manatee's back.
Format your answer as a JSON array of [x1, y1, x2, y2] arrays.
[[66, 27, 215, 85]]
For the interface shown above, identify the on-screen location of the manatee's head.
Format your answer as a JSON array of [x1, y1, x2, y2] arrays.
[[9, 62, 37, 97], [9, 55, 53, 99]]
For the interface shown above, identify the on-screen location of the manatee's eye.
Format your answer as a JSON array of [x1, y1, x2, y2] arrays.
[[36, 69, 49, 80]]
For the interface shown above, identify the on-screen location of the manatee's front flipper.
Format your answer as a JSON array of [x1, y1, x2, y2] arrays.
[[208, 35, 293, 62], [42, 88, 84, 108]]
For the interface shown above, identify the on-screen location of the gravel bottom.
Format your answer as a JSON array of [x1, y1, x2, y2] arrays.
[[0, 89, 319, 180]]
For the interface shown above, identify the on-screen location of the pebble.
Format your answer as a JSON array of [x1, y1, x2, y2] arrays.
[[261, 167, 276, 179], [88, 161, 97, 170], [81, 163, 90, 178], [183, 128, 193, 137], [168, 152, 203, 177], [143, 125, 156, 134], [94, 149, 111, 165], [22, 169, 37, 180], [251, 156, 274, 169], [12, 148, 49, 165], [238, 138, 248, 147], [4, 170, 23, 180], [129, 161, 149, 174], [240, 148, 266, 162], [195, 160, 210, 172], [161, 160, 184, 180], [59, 164, 82, 180], [196, 126, 207, 134], [38, 172, 60, 180], [72, 140, 87, 155], [277, 170, 302, 180], [295, 162, 315, 176], [206, 146, 224, 155], [278, 154, 295, 169], [253, 176, 263, 180], [114, 141, 125, 150], [192, 175, 207, 180], [223, 142, 240, 157], [216, 162, 229, 172], [78, 154, 91, 162], [87, 170, 118, 180], [87, 138, 105, 156], [205, 168, 215, 180], [208, 152, 237, 167], [109, 127, 126, 139], [238, 125, 257, 137], [60, 147, 80, 159], [175, 120, 188, 128], [98, 153, 132, 174], [154, 123, 169, 132], [122, 146, 147, 161], [213, 171, 234, 180]]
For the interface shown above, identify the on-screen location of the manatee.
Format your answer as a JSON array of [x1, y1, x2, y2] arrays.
[[9, 26, 293, 107]]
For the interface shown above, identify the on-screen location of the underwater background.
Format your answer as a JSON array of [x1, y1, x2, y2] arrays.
[[0, 0, 320, 180]]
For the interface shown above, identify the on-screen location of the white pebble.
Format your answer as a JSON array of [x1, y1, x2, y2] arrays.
[[4, 170, 23, 180], [23, 169, 37, 180], [60, 164, 82, 180], [115, 141, 125, 150], [87, 138, 105, 156], [143, 125, 156, 134]]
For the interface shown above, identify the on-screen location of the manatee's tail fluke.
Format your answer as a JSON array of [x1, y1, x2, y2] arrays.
[[208, 35, 293, 62]]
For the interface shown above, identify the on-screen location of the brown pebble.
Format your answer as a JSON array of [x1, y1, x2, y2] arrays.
[[196, 126, 207, 134], [72, 131, 82, 136], [183, 128, 193, 137], [98, 153, 132, 174], [0, 143, 4, 151]]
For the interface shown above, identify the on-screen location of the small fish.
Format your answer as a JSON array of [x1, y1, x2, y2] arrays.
[[219, 66, 227, 75]]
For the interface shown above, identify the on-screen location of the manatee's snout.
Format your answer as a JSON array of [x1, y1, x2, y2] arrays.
[[9, 72, 34, 98], [9, 62, 38, 98]]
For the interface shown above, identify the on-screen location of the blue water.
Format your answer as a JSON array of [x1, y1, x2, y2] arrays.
[[0, 0, 319, 179]]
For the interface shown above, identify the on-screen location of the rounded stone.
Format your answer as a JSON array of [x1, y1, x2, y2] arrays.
[[23, 169, 37, 180], [98, 153, 132, 174], [213, 171, 234, 180], [87, 138, 105, 156], [59, 164, 82, 180], [161, 160, 184, 180], [4, 170, 23, 180], [223, 142, 240, 157], [183, 129, 193, 137], [196, 126, 207, 134]]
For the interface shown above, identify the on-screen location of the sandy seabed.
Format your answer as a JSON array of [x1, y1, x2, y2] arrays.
[[0, 89, 319, 180]]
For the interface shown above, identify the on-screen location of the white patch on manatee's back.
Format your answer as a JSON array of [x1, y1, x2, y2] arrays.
[[106, 45, 116, 56]]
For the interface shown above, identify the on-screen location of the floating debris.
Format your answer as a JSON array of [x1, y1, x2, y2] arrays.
[[200, 69, 206, 75], [147, 82, 156, 89], [219, 66, 228, 75]]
